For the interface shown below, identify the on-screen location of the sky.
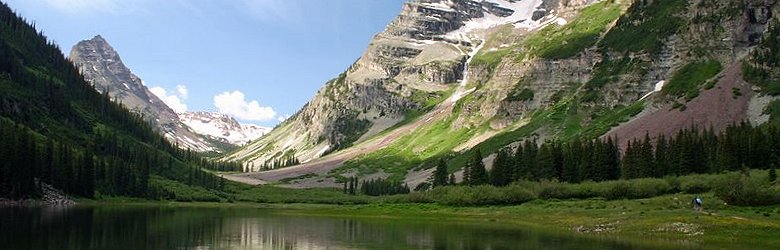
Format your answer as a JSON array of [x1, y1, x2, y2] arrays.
[[4, 0, 405, 126]]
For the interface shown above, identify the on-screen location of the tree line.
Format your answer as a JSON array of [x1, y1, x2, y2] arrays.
[[433, 122, 780, 187], [342, 176, 410, 196]]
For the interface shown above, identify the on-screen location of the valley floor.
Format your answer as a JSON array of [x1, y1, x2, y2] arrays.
[[80, 192, 780, 249]]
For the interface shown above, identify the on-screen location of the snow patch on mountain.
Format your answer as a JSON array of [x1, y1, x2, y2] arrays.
[[179, 112, 271, 145]]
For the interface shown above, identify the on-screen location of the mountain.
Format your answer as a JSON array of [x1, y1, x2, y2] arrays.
[[227, 0, 780, 188], [70, 36, 267, 152], [225, 0, 542, 166], [69, 35, 220, 152], [179, 111, 270, 145], [0, 2, 231, 199]]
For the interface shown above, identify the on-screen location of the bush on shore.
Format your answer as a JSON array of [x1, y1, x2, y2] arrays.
[[395, 170, 779, 206], [387, 184, 536, 206], [713, 172, 780, 206]]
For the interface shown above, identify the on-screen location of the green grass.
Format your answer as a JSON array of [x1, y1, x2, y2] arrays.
[[279, 194, 780, 249], [506, 82, 535, 102], [523, 0, 624, 59], [585, 56, 649, 89], [600, 0, 687, 54], [663, 60, 722, 98], [146, 176, 224, 202], [577, 101, 645, 139], [335, 111, 476, 181], [470, 48, 512, 74]]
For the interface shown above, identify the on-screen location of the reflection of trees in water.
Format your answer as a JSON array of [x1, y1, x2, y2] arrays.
[[0, 207, 648, 249]]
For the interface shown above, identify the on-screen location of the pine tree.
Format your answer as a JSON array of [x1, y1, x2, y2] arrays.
[[462, 163, 472, 185], [654, 135, 670, 177], [523, 140, 538, 180], [562, 139, 582, 183], [536, 144, 555, 181], [639, 134, 655, 178], [449, 173, 456, 185], [490, 149, 512, 186], [605, 137, 621, 180], [470, 150, 488, 185], [432, 159, 449, 187]]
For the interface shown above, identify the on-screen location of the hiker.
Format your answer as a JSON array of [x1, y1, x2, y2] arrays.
[[692, 196, 703, 212]]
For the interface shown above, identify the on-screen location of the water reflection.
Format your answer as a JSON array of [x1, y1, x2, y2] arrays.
[[1, 206, 652, 249]]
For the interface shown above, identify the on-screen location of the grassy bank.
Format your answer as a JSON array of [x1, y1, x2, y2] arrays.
[[71, 170, 780, 249], [78, 192, 780, 249]]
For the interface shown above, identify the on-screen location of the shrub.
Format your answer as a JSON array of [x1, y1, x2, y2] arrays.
[[713, 173, 780, 206], [412, 185, 536, 206], [604, 181, 632, 200], [503, 184, 537, 204], [537, 181, 573, 199], [630, 178, 673, 198], [678, 176, 712, 194]]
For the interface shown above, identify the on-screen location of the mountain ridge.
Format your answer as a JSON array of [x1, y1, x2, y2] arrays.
[[70, 35, 268, 152], [226, 0, 780, 189]]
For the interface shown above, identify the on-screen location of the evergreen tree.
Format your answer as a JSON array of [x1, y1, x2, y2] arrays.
[[462, 162, 472, 185], [490, 149, 513, 186], [654, 135, 670, 177], [469, 150, 488, 185], [432, 159, 449, 187], [536, 144, 555, 180], [523, 140, 538, 180], [562, 138, 583, 183], [638, 134, 655, 178]]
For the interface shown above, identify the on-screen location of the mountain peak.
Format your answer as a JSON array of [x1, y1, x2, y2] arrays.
[[179, 111, 271, 145], [70, 36, 221, 152], [91, 34, 106, 42]]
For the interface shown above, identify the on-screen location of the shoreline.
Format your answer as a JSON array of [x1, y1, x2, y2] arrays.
[[46, 193, 779, 249]]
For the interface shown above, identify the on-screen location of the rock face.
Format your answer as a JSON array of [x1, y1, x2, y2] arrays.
[[70, 36, 217, 152], [179, 111, 270, 146], [226, 0, 553, 169], [229, 0, 780, 176]]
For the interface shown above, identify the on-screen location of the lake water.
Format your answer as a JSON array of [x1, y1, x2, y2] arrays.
[[0, 205, 658, 249]]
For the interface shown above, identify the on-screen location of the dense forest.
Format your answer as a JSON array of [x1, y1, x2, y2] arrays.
[[0, 3, 234, 199], [436, 122, 780, 188]]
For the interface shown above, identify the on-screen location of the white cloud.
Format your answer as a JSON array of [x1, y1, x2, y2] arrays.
[[277, 114, 290, 122], [150, 86, 188, 113], [214, 91, 276, 122], [176, 85, 188, 99]]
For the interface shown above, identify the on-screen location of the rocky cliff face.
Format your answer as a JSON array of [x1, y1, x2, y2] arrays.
[[229, 0, 779, 178], [70, 36, 218, 152], [226, 0, 559, 168]]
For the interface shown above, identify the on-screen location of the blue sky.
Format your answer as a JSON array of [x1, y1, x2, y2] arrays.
[[4, 0, 405, 126]]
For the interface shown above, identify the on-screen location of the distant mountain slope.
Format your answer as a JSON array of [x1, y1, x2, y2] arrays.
[[179, 111, 270, 145], [228, 0, 780, 188]]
